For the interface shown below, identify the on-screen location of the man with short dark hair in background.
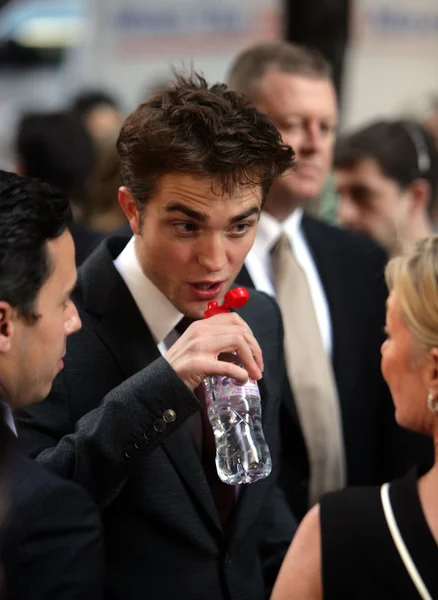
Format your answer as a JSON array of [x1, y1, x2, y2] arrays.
[[16, 74, 297, 600], [334, 119, 438, 256], [228, 41, 434, 521], [0, 170, 103, 599]]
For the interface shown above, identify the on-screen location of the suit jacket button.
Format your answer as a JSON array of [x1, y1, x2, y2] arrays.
[[163, 409, 176, 423], [153, 418, 166, 432]]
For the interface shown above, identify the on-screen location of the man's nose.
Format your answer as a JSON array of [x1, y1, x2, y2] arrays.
[[301, 122, 324, 154], [196, 235, 227, 272], [65, 304, 82, 335]]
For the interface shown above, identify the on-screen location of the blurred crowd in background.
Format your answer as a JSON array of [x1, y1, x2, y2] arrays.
[[1, 0, 437, 258], [0, 0, 438, 598]]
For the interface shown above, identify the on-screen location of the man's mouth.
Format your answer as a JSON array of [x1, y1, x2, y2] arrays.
[[192, 282, 221, 290], [188, 281, 224, 299]]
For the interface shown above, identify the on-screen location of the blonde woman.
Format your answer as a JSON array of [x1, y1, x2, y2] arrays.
[[272, 236, 438, 600]]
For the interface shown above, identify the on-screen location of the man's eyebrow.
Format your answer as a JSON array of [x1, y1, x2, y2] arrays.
[[165, 203, 208, 222], [164, 203, 260, 224], [229, 206, 260, 224]]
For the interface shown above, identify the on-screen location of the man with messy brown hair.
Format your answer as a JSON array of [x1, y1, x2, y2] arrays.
[[17, 73, 297, 600]]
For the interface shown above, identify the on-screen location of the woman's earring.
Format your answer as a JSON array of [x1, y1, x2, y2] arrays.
[[428, 393, 438, 414]]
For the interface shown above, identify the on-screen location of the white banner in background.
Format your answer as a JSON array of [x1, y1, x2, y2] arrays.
[[343, 0, 438, 129], [72, 0, 281, 108], [103, 1, 281, 60], [352, 0, 438, 53]]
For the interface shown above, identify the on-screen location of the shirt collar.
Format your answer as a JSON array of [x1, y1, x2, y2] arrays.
[[114, 237, 183, 345], [253, 208, 304, 258]]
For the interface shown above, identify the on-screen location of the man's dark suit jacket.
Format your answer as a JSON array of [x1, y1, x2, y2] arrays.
[[16, 236, 296, 600], [238, 213, 434, 519], [1, 420, 103, 599]]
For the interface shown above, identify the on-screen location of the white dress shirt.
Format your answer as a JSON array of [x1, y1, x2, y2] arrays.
[[114, 237, 184, 355], [244, 209, 333, 354]]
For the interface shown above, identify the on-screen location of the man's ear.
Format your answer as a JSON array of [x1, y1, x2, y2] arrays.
[[118, 187, 142, 235], [406, 179, 431, 215], [0, 303, 15, 354]]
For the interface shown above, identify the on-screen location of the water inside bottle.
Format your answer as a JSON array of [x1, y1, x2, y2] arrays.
[[204, 376, 272, 485]]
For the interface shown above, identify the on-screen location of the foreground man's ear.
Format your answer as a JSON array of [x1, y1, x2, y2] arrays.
[[0, 303, 15, 354], [118, 186, 141, 236]]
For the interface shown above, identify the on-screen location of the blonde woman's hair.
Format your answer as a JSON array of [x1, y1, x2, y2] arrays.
[[385, 236, 438, 351]]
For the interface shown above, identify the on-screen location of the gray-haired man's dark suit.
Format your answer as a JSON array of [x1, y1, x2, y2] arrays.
[[16, 236, 296, 600]]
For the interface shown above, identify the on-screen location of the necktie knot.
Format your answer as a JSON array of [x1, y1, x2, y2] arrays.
[[271, 232, 292, 258]]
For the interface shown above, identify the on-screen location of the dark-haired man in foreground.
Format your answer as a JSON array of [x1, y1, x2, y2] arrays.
[[0, 171, 103, 598], [16, 74, 298, 599]]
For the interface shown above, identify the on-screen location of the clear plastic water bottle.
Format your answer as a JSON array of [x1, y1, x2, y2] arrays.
[[202, 288, 272, 485]]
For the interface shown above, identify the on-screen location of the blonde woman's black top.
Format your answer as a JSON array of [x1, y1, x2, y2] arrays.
[[320, 467, 438, 598]]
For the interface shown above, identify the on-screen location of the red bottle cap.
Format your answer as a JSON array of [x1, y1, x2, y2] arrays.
[[224, 287, 249, 309], [204, 287, 249, 318]]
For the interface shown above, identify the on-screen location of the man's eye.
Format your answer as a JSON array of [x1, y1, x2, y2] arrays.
[[230, 222, 253, 236], [320, 123, 336, 134], [174, 222, 197, 233], [283, 122, 302, 132]]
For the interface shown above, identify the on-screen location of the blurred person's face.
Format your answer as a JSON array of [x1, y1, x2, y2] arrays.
[[86, 105, 123, 138], [381, 290, 438, 436], [335, 158, 413, 253], [0, 230, 81, 407], [119, 173, 262, 319], [254, 70, 337, 214], [423, 111, 438, 144]]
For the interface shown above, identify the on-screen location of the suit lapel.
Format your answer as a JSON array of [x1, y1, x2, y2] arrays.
[[79, 237, 160, 379], [96, 277, 161, 380], [161, 427, 222, 532], [79, 238, 222, 534]]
